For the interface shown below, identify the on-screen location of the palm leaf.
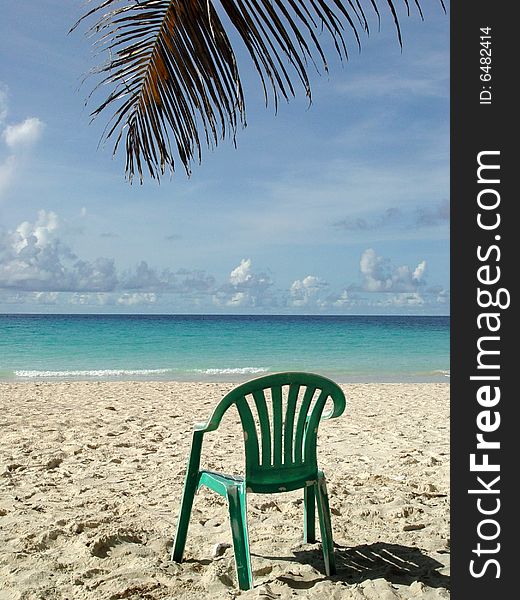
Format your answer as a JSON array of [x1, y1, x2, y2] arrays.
[[73, 0, 445, 183]]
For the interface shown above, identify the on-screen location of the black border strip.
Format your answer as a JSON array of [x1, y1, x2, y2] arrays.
[[451, 1, 513, 597]]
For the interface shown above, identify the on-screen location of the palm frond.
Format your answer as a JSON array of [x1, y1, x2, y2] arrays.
[[73, 0, 445, 183]]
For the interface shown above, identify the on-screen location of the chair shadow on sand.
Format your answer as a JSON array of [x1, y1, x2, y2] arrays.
[[252, 541, 450, 590]]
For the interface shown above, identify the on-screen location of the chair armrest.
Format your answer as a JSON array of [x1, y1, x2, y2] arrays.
[[192, 396, 236, 433], [321, 405, 343, 420], [320, 393, 346, 421]]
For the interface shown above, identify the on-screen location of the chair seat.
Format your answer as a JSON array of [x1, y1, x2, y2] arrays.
[[246, 464, 320, 494], [198, 468, 320, 495]]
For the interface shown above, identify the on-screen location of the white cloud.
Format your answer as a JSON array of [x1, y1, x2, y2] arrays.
[[69, 293, 111, 306], [0, 210, 117, 292], [435, 288, 449, 304], [173, 269, 215, 294], [119, 263, 215, 295], [0, 211, 217, 297], [226, 291, 248, 307], [359, 249, 427, 293], [32, 291, 59, 305], [2, 117, 44, 149], [290, 275, 327, 307], [230, 258, 253, 285], [117, 292, 157, 306], [289, 279, 358, 310], [0, 212, 448, 314], [14, 209, 59, 250], [1, 104, 45, 199], [121, 261, 163, 290], [214, 258, 273, 308], [413, 260, 427, 282], [73, 257, 118, 291], [383, 292, 425, 306], [332, 290, 352, 307]]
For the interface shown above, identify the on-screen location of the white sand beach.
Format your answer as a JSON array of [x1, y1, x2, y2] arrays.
[[0, 381, 449, 599]]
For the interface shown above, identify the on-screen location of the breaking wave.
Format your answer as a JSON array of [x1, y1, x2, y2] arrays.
[[434, 370, 450, 378], [14, 368, 172, 379], [192, 367, 270, 375]]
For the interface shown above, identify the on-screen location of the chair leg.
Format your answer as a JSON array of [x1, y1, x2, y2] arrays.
[[227, 484, 253, 591], [171, 476, 198, 562], [303, 485, 316, 543], [315, 474, 336, 576]]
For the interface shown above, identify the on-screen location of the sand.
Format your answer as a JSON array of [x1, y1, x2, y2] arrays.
[[0, 381, 450, 599]]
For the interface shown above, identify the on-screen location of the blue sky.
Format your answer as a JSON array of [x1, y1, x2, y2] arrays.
[[0, 1, 449, 315]]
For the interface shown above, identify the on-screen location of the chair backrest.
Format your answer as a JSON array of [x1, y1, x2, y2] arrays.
[[203, 372, 346, 492]]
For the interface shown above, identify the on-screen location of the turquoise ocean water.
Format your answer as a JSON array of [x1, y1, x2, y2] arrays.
[[0, 314, 449, 383]]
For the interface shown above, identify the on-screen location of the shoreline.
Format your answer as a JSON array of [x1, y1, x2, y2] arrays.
[[0, 381, 450, 598], [1, 371, 450, 385]]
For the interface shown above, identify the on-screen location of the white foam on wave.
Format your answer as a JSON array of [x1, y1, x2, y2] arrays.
[[14, 368, 172, 378], [193, 367, 269, 375], [434, 370, 450, 378]]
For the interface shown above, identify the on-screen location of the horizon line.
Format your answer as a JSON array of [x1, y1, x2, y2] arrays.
[[0, 312, 450, 318]]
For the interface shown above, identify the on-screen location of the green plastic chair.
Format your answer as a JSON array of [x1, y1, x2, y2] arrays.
[[171, 372, 346, 590]]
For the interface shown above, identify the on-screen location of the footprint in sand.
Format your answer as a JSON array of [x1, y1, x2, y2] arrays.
[[89, 530, 146, 558]]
